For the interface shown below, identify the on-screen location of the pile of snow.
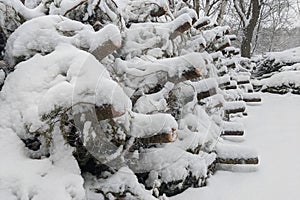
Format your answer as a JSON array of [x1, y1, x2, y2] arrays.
[[85, 167, 157, 200], [2, 44, 131, 134], [0, 44, 132, 199], [254, 46, 300, 77], [129, 112, 178, 137], [120, 13, 194, 58], [134, 82, 174, 114], [260, 71, 300, 88], [253, 47, 300, 94], [0, 126, 85, 200], [257, 71, 300, 94], [5, 15, 121, 66], [221, 121, 244, 132], [263, 46, 300, 65]]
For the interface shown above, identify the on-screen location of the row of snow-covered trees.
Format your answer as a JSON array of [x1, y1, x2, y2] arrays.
[[0, 0, 262, 199], [174, 0, 300, 57], [0, 0, 299, 59]]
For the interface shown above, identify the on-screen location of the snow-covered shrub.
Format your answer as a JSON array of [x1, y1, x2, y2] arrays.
[[253, 47, 300, 94], [5, 15, 121, 66], [254, 46, 300, 78]]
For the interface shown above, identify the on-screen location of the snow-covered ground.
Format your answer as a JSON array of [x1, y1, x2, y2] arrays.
[[171, 93, 300, 200]]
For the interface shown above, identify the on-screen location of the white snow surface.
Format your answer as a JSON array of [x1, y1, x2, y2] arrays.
[[0, 127, 85, 200], [171, 93, 300, 200]]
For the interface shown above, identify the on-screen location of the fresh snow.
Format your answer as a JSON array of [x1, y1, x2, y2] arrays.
[[264, 46, 300, 65], [260, 71, 300, 88], [129, 112, 178, 137], [215, 143, 258, 159], [0, 69, 5, 85], [221, 121, 244, 132], [0, 127, 85, 200], [224, 101, 246, 110], [0, 44, 133, 200], [85, 167, 157, 200], [171, 93, 300, 200], [5, 15, 121, 66]]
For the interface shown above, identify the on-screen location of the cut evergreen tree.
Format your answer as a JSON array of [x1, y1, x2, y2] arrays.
[[0, 0, 261, 199], [252, 47, 300, 94]]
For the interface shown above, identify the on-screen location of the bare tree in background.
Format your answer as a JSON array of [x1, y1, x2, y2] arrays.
[[259, 0, 297, 52], [232, 0, 262, 58], [184, 0, 229, 23], [193, 0, 200, 17]]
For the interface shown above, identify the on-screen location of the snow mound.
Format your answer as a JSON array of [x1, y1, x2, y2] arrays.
[[254, 46, 300, 77], [260, 71, 300, 88], [85, 167, 157, 200], [0, 44, 132, 200], [0, 127, 85, 200], [1, 43, 131, 141], [253, 47, 300, 94], [257, 71, 300, 94], [5, 15, 121, 66], [264, 46, 300, 65]]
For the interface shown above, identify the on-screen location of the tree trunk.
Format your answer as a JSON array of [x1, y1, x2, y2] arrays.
[[217, 0, 228, 24], [204, 0, 210, 15], [241, 0, 261, 58], [169, 0, 175, 9], [193, 0, 200, 17], [0, 30, 5, 60]]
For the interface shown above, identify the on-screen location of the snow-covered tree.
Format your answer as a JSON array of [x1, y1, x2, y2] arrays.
[[253, 46, 300, 94]]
